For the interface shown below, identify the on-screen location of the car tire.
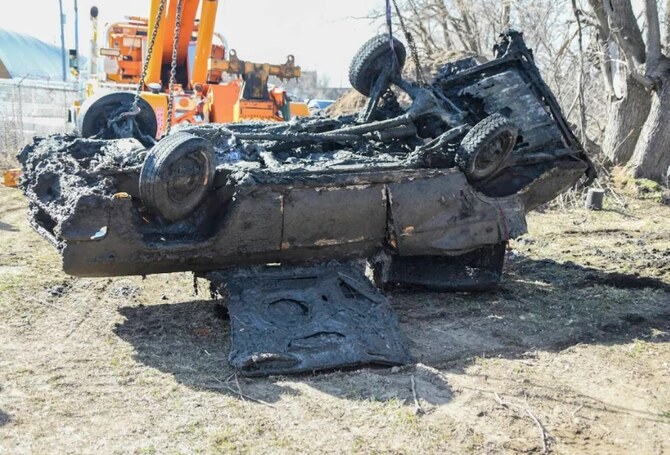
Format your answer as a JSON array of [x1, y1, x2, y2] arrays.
[[455, 114, 517, 181], [349, 35, 407, 97], [139, 132, 215, 221], [78, 91, 157, 141]]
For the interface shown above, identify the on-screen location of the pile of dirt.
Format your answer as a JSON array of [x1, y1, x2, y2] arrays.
[[325, 89, 368, 117], [405, 50, 477, 82]]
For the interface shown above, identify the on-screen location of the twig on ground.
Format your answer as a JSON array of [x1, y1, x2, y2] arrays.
[[233, 373, 246, 403], [64, 308, 92, 339], [34, 300, 66, 312], [410, 374, 425, 416], [526, 405, 550, 454], [572, 404, 584, 417], [494, 391, 508, 408], [493, 392, 551, 453], [207, 374, 276, 408]]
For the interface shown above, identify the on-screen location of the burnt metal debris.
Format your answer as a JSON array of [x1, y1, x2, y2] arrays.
[[208, 263, 411, 376], [18, 31, 594, 376]]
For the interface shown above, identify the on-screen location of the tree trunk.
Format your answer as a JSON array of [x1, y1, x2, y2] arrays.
[[602, 74, 651, 164], [629, 74, 670, 181]]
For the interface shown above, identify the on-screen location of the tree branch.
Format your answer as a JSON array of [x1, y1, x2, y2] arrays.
[[571, 0, 589, 144], [430, 0, 454, 49], [586, 0, 616, 97], [406, 0, 438, 54], [603, 0, 647, 67], [502, 0, 512, 30], [454, 0, 482, 54], [644, 0, 663, 70], [665, 0, 670, 55]]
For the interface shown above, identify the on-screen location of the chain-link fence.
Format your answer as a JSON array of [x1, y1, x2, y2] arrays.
[[0, 78, 77, 167]]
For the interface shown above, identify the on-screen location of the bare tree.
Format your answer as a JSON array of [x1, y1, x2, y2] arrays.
[[382, 0, 601, 135], [366, 0, 668, 181], [586, 0, 670, 181]]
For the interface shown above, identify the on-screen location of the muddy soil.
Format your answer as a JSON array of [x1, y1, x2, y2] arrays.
[[0, 186, 669, 454]]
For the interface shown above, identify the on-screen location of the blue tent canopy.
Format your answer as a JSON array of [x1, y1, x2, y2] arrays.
[[0, 29, 65, 81]]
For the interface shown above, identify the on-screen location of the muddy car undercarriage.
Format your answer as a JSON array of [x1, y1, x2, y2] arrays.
[[19, 31, 594, 375]]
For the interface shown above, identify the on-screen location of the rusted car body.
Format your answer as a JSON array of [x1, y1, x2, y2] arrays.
[[18, 31, 594, 375], [20, 32, 591, 279]]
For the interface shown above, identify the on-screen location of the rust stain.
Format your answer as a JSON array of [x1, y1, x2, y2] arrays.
[[314, 236, 366, 246]]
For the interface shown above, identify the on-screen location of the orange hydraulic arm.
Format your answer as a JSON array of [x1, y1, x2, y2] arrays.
[[145, 0, 167, 85], [166, 0, 199, 63], [192, 0, 218, 86], [209, 52, 301, 99], [146, 0, 212, 89]]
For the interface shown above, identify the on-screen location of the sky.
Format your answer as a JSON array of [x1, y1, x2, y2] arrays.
[[0, 0, 386, 87]]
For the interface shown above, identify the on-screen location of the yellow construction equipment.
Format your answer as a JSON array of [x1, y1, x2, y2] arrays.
[[74, 1, 308, 139], [2, 169, 21, 188]]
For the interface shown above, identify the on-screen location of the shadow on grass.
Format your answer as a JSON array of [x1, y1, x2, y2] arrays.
[[0, 410, 10, 427], [114, 255, 669, 407], [394, 255, 669, 367], [0, 221, 17, 232], [115, 299, 453, 405]]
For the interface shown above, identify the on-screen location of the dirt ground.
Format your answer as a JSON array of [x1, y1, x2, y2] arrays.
[[0, 185, 669, 454]]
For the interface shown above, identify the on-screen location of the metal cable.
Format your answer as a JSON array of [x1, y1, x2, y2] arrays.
[[166, 0, 185, 135], [385, 0, 400, 71], [391, 0, 426, 86]]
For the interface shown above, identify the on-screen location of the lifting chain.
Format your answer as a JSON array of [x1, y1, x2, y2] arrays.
[[391, 0, 426, 86], [132, 0, 166, 112], [166, 0, 185, 135]]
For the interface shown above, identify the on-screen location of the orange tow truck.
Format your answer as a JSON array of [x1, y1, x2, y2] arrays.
[[75, 0, 309, 139]]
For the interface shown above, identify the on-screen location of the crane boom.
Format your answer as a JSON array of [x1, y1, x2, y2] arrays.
[[145, 0, 167, 85], [192, 0, 218, 86], [146, 0, 201, 88]]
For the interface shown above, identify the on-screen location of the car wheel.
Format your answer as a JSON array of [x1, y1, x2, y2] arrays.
[[139, 132, 215, 221], [456, 114, 517, 181], [349, 35, 407, 97], [78, 92, 157, 141]]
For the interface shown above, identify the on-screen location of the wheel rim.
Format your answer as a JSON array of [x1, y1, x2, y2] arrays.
[[164, 149, 211, 206], [471, 131, 516, 179]]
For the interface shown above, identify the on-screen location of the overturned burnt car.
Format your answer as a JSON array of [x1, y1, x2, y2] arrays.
[[19, 31, 594, 375]]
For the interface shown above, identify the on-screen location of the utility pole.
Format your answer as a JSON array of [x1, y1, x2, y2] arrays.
[[58, 0, 67, 81], [74, 0, 79, 63], [90, 6, 99, 79], [74, 0, 82, 97]]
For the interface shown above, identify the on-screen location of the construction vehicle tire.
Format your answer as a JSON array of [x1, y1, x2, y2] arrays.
[[349, 35, 406, 97], [455, 114, 517, 182], [139, 132, 216, 221], [78, 92, 157, 141]]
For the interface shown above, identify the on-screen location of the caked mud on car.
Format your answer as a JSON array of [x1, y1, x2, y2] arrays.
[[19, 31, 594, 375]]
